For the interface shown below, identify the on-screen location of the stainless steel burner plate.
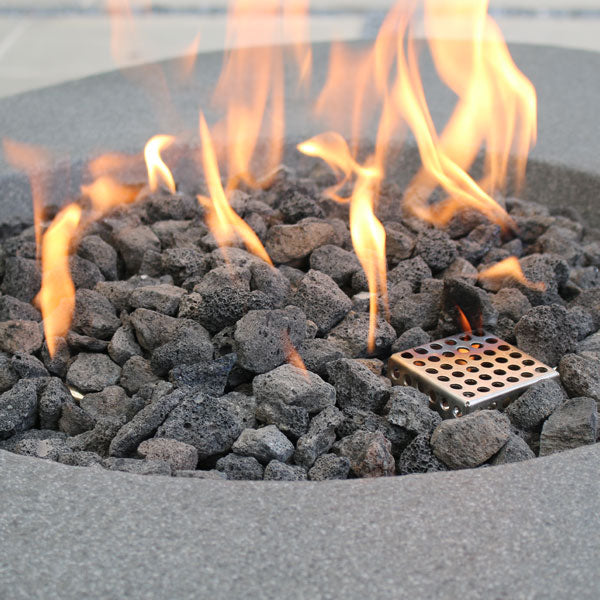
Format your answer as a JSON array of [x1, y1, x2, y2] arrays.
[[388, 331, 558, 418]]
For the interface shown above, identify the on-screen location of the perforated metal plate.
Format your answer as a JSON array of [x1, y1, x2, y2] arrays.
[[388, 331, 559, 418]]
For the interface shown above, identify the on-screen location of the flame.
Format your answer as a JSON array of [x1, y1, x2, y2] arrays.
[[283, 332, 308, 376], [478, 256, 546, 291], [177, 32, 202, 81], [283, 0, 312, 87], [37, 204, 82, 356], [456, 306, 472, 333], [144, 135, 176, 193], [198, 113, 272, 265], [2, 139, 52, 256], [81, 176, 141, 214]]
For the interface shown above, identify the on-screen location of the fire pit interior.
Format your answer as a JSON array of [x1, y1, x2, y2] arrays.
[[0, 1, 598, 484]]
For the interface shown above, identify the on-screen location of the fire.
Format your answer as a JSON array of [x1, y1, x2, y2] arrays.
[[81, 176, 141, 215], [37, 204, 82, 356], [144, 135, 176, 194], [198, 113, 272, 265], [283, 331, 308, 376], [478, 256, 546, 291], [456, 306, 473, 333]]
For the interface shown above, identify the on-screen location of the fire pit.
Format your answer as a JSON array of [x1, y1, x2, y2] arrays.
[[0, 10, 599, 599]]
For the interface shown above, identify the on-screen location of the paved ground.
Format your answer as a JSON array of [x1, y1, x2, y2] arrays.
[[0, 1, 599, 98]]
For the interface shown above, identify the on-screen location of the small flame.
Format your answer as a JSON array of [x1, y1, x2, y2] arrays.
[[81, 176, 141, 215], [478, 256, 546, 291], [37, 204, 82, 356], [144, 135, 176, 194], [198, 112, 272, 265], [456, 305, 472, 333], [283, 331, 309, 377]]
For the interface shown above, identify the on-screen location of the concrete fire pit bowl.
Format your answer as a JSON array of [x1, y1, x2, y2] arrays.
[[1, 42, 599, 599]]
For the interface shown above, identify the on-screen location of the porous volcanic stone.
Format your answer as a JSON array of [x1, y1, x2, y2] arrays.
[[13, 437, 71, 461], [506, 379, 567, 430], [215, 454, 264, 480], [266, 219, 334, 263], [95, 280, 135, 312], [294, 406, 343, 468], [0, 320, 42, 354], [174, 469, 226, 480], [539, 397, 598, 456], [103, 457, 172, 476], [327, 311, 396, 358], [57, 451, 104, 467], [516, 254, 569, 305], [232, 425, 294, 464], [559, 354, 600, 402], [253, 364, 335, 414], [386, 386, 441, 436], [515, 304, 578, 366], [255, 398, 309, 439], [309, 244, 361, 286], [69, 255, 105, 290], [114, 225, 161, 274], [387, 256, 432, 291], [430, 411, 511, 469], [291, 269, 352, 334], [66, 353, 121, 393], [1, 256, 40, 302], [233, 307, 306, 374], [264, 460, 307, 481], [77, 234, 118, 280], [439, 278, 498, 333], [396, 433, 448, 475], [156, 395, 244, 461], [334, 430, 395, 478], [490, 435, 536, 465], [11, 353, 48, 379], [72, 289, 120, 340], [414, 229, 457, 272], [390, 327, 430, 354], [108, 326, 143, 366], [457, 224, 501, 264], [0, 379, 38, 439], [0, 352, 18, 392], [40, 337, 70, 377], [491, 287, 532, 322], [68, 415, 125, 456], [79, 385, 142, 423], [390, 292, 441, 333], [441, 257, 478, 284], [129, 284, 186, 316], [129, 308, 180, 351], [327, 358, 390, 413], [307, 453, 350, 480], [59, 399, 95, 436], [137, 438, 198, 471], [297, 338, 345, 378], [66, 331, 108, 352], [0, 295, 41, 322], [161, 247, 208, 286], [384, 222, 415, 264], [39, 377, 71, 430]]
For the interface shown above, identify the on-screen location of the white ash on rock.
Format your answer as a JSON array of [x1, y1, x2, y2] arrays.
[[0, 166, 599, 480]]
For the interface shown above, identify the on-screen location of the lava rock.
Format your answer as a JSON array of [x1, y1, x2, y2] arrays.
[[266, 219, 334, 263], [308, 454, 350, 480], [491, 288, 532, 322], [69, 255, 105, 289], [114, 225, 161, 274], [39, 377, 71, 429], [439, 278, 498, 334], [558, 354, 600, 402], [430, 411, 511, 469], [327, 311, 396, 358], [161, 247, 209, 286], [396, 433, 448, 475], [579, 331, 600, 359], [414, 229, 457, 272], [232, 425, 294, 464], [334, 430, 395, 478], [567, 306, 596, 341], [390, 328, 430, 354], [384, 222, 415, 264], [0, 352, 18, 392], [218, 392, 257, 430], [278, 190, 324, 223], [386, 386, 441, 436], [66, 353, 121, 393], [59, 399, 95, 436], [294, 406, 343, 468], [0, 320, 43, 354], [539, 397, 598, 456], [387, 256, 432, 291], [108, 385, 180, 457], [40, 337, 70, 377], [108, 326, 143, 366], [264, 460, 307, 481], [1, 256, 40, 302], [233, 306, 306, 374], [65, 331, 109, 353], [175, 469, 227, 480], [169, 354, 237, 396], [215, 454, 264, 480], [506, 378, 567, 430], [327, 358, 390, 413], [58, 451, 104, 467], [11, 353, 49, 379], [79, 385, 142, 423], [570, 289, 600, 329], [103, 457, 172, 476], [128, 308, 180, 351], [0, 380, 38, 439], [390, 293, 441, 334], [309, 244, 361, 286], [13, 437, 71, 461], [291, 269, 352, 334], [253, 364, 335, 414], [119, 356, 159, 395], [515, 304, 578, 366], [71, 289, 120, 340], [137, 437, 198, 471], [440, 258, 478, 284], [0, 295, 41, 322], [457, 224, 501, 264], [297, 338, 345, 378], [68, 415, 126, 456], [129, 284, 186, 316], [490, 435, 536, 465], [255, 398, 309, 439], [94, 280, 135, 312], [156, 394, 244, 461], [517, 254, 569, 305], [77, 234, 119, 280]]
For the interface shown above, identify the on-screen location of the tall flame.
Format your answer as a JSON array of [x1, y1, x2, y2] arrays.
[[198, 113, 272, 265], [144, 135, 176, 193], [37, 204, 82, 356]]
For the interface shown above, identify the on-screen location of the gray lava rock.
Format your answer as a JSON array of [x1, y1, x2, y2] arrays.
[[137, 438, 198, 471], [39, 377, 71, 429], [439, 258, 478, 284], [0, 352, 18, 393], [294, 406, 343, 468], [72, 289, 120, 340], [264, 460, 307, 481], [156, 395, 244, 461], [297, 338, 345, 378], [218, 392, 257, 430], [326, 358, 390, 413], [108, 385, 180, 457], [0, 429, 65, 452], [11, 353, 49, 379], [506, 379, 567, 430], [40, 337, 70, 378], [232, 425, 294, 464], [309, 244, 361, 286], [255, 398, 309, 439], [396, 433, 448, 475], [175, 469, 227, 480], [266, 220, 334, 263], [233, 307, 306, 374], [439, 278, 498, 334], [570, 289, 600, 330], [103, 457, 172, 476], [334, 430, 395, 477], [490, 435, 536, 465], [308, 453, 350, 480], [108, 326, 143, 366], [278, 191, 324, 223], [114, 225, 161, 274], [457, 224, 501, 264], [77, 234, 118, 280], [59, 399, 95, 436], [119, 356, 159, 395], [539, 397, 598, 456], [327, 311, 396, 358], [391, 328, 430, 354], [253, 364, 335, 414], [291, 270, 352, 335], [0, 320, 43, 354], [430, 411, 511, 469], [161, 247, 209, 286], [559, 354, 600, 402], [68, 416, 126, 457], [515, 304, 578, 366], [390, 293, 441, 334], [1, 256, 40, 302], [579, 331, 600, 359], [385, 222, 415, 264], [65, 331, 108, 353], [13, 437, 71, 461], [414, 229, 457, 272], [0, 380, 38, 439], [386, 386, 441, 436], [129, 284, 186, 316], [58, 451, 104, 467], [80, 385, 142, 423], [69, 255, 105, 290], [128, 308, 180, 351], [566, 306, 596, 341], [169, 354, 237, 396], [491, 288, 532, 322], [66, 353, 121, 393], [517, 254, 569, 305], [0, 295, 41, 322], [215, 454, 264, 480], [387, 256, 432, 291]]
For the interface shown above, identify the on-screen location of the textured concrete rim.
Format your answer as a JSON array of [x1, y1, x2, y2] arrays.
[[1, 42, 599, 599]]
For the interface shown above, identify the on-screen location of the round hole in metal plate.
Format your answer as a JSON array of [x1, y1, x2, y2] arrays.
[[463, 392, 475, 398], [522, 372, 533, 378], [401, 352, 413, 359], [457, 347, 470, 354], [510, 352, 522, 359], [428, 356, 440, 362], [496, 357, 508, 364], [471, 342, 483, 348], [415, 347, 428, 354], [535, 366, 548, 373], [452, 371, 464, 378], [466, 366, 479, 373], [507, 376, 519, 382], [480, 374, 492, 381], [485, 338, 498, 343], [456, 359, 467, 365], [392, 368, 401, 380], [481, 362, 494, 368], [469, 354, 482, 361], [508, 364, 521, 371], [477, 386, 490, 393], [494, 369, 506, 376], [445, 339, 457, 345], [492, 381, 505, 388], [430, 343, 442, 350], [440, 399, 450, 410], [426, 368, 438, 374], [483, 349, 496, 356], [453, 406, 463, 417], [522, 359, 534, 366], [440, 363, 452, 370], [450, 383, 463, 390], [442, 351, 455, 358], [459, 334, 471, 341], [465, 379, 477, 385], [498, 344, 510, 351], [438, 375, 450, 382], [414, 360, 425, 366]]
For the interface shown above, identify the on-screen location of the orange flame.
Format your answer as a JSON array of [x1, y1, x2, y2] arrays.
[[177, 32, 202, 81], [283, 331, 308, 377], [478, 256, 546, 291], [37, 204, 82, 356], [283, 0, 312, 87], [81, 176, 141, 215], [144, 135, 176, 193], [456, 306, 473, 333], [198, 112, 272, 265]]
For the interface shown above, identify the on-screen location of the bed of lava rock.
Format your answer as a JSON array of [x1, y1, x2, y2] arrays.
[[0, 165, 598, 481]]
